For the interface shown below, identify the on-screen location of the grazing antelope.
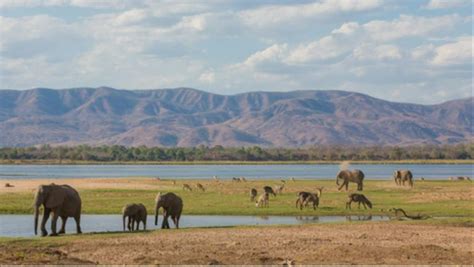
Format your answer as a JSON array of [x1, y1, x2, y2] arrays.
[[263, 186, 276, 197], [239, 177, 247, 182], [274, 184, 285, 194], [250, 188, 258, 202], [296, 187, 323, 210], [232, 177, 240, 182], [303, 193, 320, 210], [290, 177, 296, 182], [346, 193, 372, 210], [172, 180, 176, 185], [196, 183, 206, 192], [182, 183, 193, 192], [280, 179, 286, 184], [256, 192, 269, 208]]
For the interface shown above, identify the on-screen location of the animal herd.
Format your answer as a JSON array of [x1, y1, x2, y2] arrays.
[[31, 168, 467, 237]]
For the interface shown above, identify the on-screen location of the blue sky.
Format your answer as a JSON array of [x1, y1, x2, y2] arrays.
[[0, 0, 472, 104]]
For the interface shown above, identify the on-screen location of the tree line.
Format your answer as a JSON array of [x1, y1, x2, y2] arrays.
[[0, 143, 472, 162]]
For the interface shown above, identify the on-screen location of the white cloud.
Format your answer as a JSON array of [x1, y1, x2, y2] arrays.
[[353, 44, 402, 61], [362, 14, 462, 41], [425, 0, 470, 9], [287, 35, 355, 63], [332, 22, 360, 35], [239, 0, 382, 28], [0, 0, 142, 9], [411, 44, 436, 60], [431, 36, 473, 66], [243, 44, 289, 68], [198, 71, 215, 84]]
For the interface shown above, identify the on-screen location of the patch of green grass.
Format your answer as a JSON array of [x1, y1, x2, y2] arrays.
[[0, 179, 472, 218]]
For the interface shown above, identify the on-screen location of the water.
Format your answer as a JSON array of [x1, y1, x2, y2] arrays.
[[0, 214, 388, 237], [0, 164, 471, 180]]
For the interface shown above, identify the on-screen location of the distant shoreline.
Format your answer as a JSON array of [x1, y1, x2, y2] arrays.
[[0, 159, 472, 165]]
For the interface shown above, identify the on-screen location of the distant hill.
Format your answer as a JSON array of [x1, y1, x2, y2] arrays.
[[0, 87, 472, 147]]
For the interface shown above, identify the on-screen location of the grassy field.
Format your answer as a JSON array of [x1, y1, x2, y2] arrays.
[[1, 159, 473, 165], [0, 178, 472, 218], [0, 177, 472, 264]]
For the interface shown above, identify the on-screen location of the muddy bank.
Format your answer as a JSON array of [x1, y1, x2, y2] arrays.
[[1, 222, 472, 265]]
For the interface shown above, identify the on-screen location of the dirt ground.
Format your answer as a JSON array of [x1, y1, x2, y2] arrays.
[[1, 222, 472, 265]]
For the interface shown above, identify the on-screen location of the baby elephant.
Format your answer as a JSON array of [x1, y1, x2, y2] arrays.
[[256, 192, 269, 208], [122, 203, 147, 231], [250, 188, 258, 202], [346, 193, 372, 210]]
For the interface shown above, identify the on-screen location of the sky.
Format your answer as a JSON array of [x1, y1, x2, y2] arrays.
[[0, 0, 472, 104]]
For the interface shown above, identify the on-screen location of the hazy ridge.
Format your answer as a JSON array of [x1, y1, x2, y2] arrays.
[[0, 87, 471, 147]]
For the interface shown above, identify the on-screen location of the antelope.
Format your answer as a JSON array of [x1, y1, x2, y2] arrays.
[[256, 192, 269, 208], [182, 184, 193, 192], [196, 183, 206, 192], [346, 193, 372, 210]]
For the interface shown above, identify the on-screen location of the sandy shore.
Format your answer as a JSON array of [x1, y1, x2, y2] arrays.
[[1, 222, 472, 265], [0, 178, 164, 193]]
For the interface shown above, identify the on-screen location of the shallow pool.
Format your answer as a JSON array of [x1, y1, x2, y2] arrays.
[[0, 214, 389, 237]]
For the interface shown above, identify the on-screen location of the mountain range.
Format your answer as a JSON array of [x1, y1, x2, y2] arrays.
[[0, 87, 472, 147]]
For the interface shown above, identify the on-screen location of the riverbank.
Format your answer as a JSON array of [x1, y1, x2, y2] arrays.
[[0, 222, 472, 265], [1, 159, 472, 165], [0, 178, 472, 217]]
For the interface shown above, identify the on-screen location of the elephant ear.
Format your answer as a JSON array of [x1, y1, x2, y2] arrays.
[[155, 192, 162, 203], [45, 185, 66, 208]]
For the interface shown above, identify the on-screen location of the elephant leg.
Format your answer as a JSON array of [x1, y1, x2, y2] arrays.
[[172, 216, 178, 228], [161, 215, 168, 229], [345, 182, 349, 191], [363, 202, 367, 209], [358, 202, 361, 209], [127, 217, 132, 231], [74, 215, 82, 234], [135, 219, 140, 231], [58, 216, 67, 234], [40, 208, 51, 237], [49, 211, 59, 236]]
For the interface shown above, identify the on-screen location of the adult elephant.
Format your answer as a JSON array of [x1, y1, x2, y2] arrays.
[[33, 184, 82, 237], [336, 169, 365, 191], [155, 192, 183, 229], [393, 170, 414, 187]]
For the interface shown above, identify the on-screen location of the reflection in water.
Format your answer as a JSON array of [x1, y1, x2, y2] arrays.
[[345, 215, 373, 221], [295, 216, 320, 222], [259, 216, 269, 220]]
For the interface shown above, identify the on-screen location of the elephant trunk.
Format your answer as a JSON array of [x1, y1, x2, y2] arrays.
[[33, 190, 42, 235], [123, 215, 126, 231], [34, 206, 39, 235], [336, 174, 340, 185], [155, 205, 159, 226]]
